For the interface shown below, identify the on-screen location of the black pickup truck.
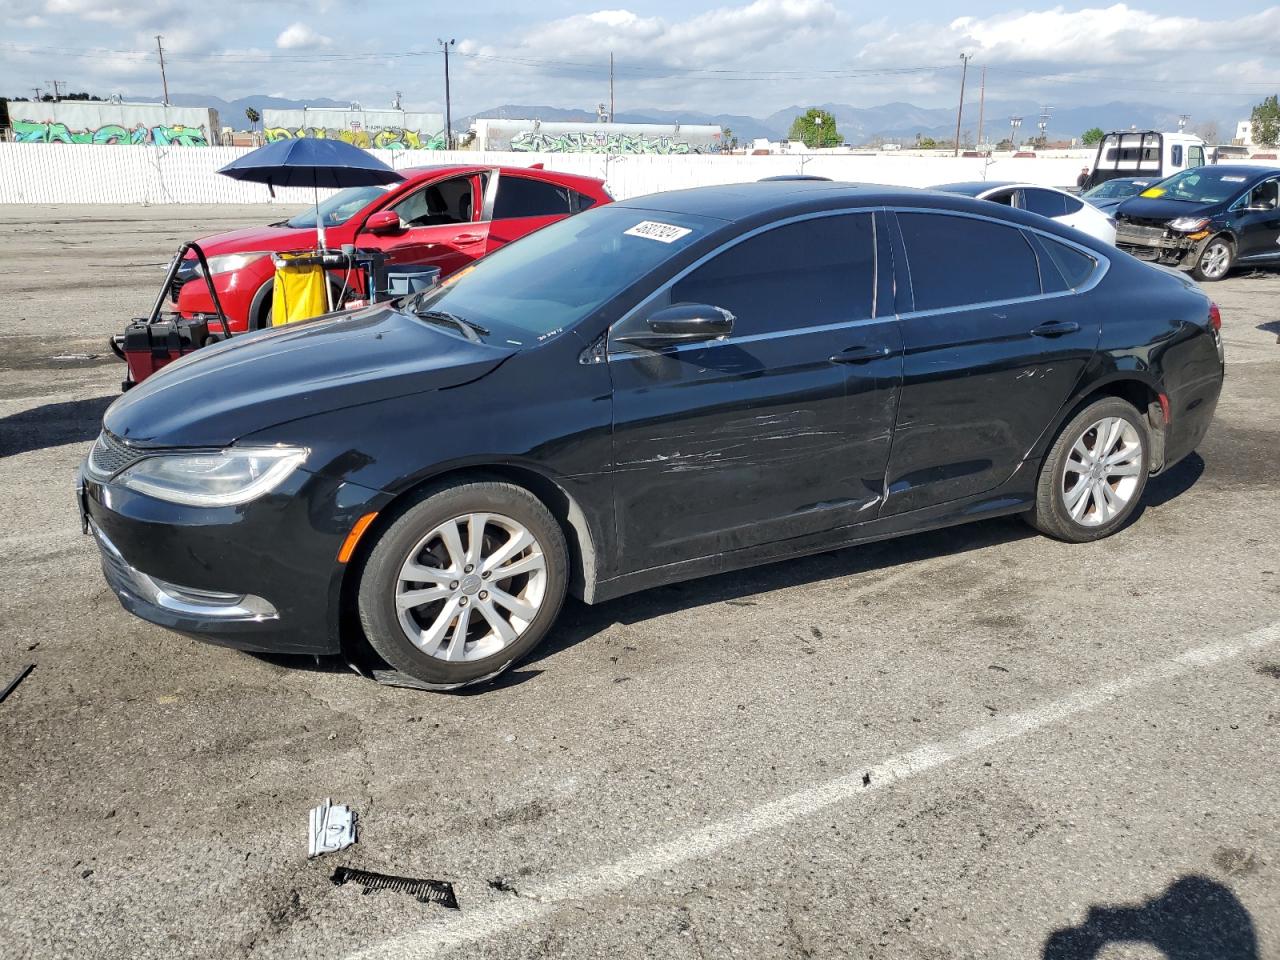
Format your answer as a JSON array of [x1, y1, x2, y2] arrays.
[[1113, 164, 1280, 281]]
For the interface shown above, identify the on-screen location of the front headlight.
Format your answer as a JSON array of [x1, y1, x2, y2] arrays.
[[117, 446, 307, 506], [202, 251, 272, 276], [1169, 217, 1210, 232]]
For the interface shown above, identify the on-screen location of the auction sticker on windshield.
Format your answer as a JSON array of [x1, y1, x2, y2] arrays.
[[624, 221, 694, 243]]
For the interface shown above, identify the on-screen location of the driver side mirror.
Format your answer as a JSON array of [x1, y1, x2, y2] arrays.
[[365, 210, 404, 235], [614, 303, 735, 349]]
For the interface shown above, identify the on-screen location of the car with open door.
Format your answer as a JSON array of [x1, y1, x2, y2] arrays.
[[931, 181, 1117, 244], [81, 180, 1223, 688], [170, 164, 611, 330], [1113, 164, 1280, 281]]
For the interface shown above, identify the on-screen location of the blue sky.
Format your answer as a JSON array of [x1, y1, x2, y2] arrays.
[[2, 0, 1277, 117]]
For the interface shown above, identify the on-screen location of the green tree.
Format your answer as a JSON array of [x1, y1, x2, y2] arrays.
[[1081, 127, 1105, 145], [1251, 95, 1279, 146], [918, 136, 938, 149], [245, 106, 260, 130], [788, 108, 841, 149]]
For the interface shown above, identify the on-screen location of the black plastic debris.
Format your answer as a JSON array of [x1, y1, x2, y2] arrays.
[[0, 664, 34, 705], [332, 867, 459, 909]]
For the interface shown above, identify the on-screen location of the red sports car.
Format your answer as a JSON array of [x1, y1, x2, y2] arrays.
[[172, 164, 612, 331]]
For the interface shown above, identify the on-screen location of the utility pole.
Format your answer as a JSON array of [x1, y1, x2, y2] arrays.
[[31, 87, 43, 102], [46, 80, 66, 101], [976, 65, 986, 151], [438, 38, 455, 150], [155, 35, 170, 106], [1009, 116, 1023, 150], [609, 51, 615, 122], [1037, 104, 1052, 146], [953, 53, 971, 157], [1178, 113, 1190, 132]]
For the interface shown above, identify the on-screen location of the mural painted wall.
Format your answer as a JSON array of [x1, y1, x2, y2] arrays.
[[8, 102, 218, 146], [262, 109, 446, 150], [473, 119, 723, 154]]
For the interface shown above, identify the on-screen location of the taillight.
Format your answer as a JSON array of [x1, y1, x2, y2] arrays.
[[1208, 303, 1222, 332]]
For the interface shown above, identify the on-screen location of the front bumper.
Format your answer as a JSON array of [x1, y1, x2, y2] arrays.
[[1115, 227, 1207, 269], [80, 463, 387, 656]]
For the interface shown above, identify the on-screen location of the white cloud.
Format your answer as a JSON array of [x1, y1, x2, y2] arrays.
[[276, 21, 333, 50]]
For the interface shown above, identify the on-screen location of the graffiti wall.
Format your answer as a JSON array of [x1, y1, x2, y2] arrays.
[[7, 102, 218, 146], [474, 119, 723, 154], [262, 109, 446, 151]]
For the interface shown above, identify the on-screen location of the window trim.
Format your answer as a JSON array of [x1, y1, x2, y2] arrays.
[[886, 206, 1109, 320], [606, 208, 881, 359]]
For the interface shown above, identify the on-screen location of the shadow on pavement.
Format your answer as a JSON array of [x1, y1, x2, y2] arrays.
[[0, 395, 113, 458], [1043, 875, 1258, 960], [1142, 452, 1205, 508]]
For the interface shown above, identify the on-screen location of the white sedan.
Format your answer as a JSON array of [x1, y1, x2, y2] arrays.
[[931, 181, 1118, 245]]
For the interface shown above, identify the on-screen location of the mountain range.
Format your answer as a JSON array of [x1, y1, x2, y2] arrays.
[[124, 93, 1249, 144]]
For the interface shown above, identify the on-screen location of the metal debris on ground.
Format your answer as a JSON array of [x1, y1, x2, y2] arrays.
[[308, 798, 358, 858], [331, 867, 459, 909], [0, 664, 34, 705]]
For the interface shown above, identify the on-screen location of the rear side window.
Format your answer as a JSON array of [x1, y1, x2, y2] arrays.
[[493, 177, 573, 219], [1171, 145, 1184, 166], [897, 213, 1040, 310], [573, 191, 599, 212], [1022, 189, 1067, 218], [1061, 195, 1084, 215], [668, 213, 875, 337], [1032, 233, 1098, 291]]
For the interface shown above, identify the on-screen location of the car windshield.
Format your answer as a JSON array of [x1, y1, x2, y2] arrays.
[[1084, 180, 1145, 199], [405, 206, 718, 346], [285, 185, 390, 228], [1146, 169, 1250, 204]]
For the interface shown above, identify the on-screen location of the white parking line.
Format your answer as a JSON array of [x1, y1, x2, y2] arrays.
[[348, 621, 1280, 960]]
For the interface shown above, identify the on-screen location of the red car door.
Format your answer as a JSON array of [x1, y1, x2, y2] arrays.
[[355, 172, 490, 278], [483, 171, 576, 255]]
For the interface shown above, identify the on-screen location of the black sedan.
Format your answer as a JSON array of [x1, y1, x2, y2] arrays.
[[1114, 164, 1280, 280], [80, 182, 1225, 687]]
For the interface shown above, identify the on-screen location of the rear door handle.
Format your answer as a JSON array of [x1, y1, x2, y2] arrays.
[[829, 344, 891, 364], [454, 234, 485, 245], [1030, 320, 1080, 337]]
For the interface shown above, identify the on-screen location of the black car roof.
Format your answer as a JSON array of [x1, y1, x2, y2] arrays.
[[930, 181, 1012, 196], [1193, 164, 1280, 181], [610, 180, 1102, 248]]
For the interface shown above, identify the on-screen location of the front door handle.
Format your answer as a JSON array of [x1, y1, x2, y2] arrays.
[[1030, 320, 1080, 337], [454, 233, 485, 246], [829, 344, 891, 364]]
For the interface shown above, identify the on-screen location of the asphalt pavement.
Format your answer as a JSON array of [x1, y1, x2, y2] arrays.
[[1, 205, 1277, 960]]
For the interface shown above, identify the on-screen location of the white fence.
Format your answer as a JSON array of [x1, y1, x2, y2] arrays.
[[0, 142, 1086, 205]]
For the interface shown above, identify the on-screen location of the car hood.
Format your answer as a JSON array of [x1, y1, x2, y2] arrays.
[[190, 223, 319, 256], [104, 304, 516, 447], [1115, 196, 1221, 221]]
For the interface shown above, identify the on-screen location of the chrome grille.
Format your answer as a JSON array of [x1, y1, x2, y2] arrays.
[[1116, 223, 1168, 242], [88, 431, 145, 478]]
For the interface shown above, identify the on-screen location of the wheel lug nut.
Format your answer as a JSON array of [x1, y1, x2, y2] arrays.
[[450, 581, 459, 590], [478, 590, 488, 600], [459, 597, 468, 606], [464, 564, 475, 573], [481, 571, 490, 580]]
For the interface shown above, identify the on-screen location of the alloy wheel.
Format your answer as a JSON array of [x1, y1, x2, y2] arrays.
[[1060, 416, 1144, 527], [394, 512, 547, 661], [1200, 241, 1231, 280]]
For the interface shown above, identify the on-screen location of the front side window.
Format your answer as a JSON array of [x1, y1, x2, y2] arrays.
[[661, 213, 876, 339], [1188, 146, 1205, 167], [493, 176, 573, 219], [391, 175, 474, 227], [1022, 189, 1068, 218], [897, 212, 1040, 311], [1247, 178, 1279, 210]]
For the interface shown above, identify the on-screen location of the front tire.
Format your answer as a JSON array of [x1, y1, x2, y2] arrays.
[[1190, 236, 1234, 282], [1026, 397, 1150, 543], [357, 482, 568, 686]]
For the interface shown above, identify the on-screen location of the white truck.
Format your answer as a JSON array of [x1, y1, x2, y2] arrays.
[[1085, 131, 1207, 190]]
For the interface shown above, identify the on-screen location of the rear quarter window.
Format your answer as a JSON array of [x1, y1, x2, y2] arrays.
[[897, 212, 1041, 310], [1032, 234, 1099, 291]]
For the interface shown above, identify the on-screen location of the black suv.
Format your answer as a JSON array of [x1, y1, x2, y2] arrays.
[[1114, 164, 1280, 281]]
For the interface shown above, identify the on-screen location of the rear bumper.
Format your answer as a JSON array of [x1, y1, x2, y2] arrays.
[[80, 464, 387, 656]]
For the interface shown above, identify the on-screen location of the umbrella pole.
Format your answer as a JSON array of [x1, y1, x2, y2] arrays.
[[314, 171, 333, 312]]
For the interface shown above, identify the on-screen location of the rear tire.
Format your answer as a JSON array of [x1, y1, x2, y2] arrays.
[[357, 481, 568, 686], [1190, 236, 1234, 282], [1026, 397, 1150, 543]]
